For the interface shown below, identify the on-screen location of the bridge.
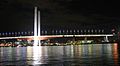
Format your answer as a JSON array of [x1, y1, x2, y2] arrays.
[[0, 34, 113, 42], [0, 7, 116, 46]]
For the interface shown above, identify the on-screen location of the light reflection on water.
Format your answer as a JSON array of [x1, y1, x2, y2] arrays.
[[0, 43, 119, 66], [33, 46, 42, 65]]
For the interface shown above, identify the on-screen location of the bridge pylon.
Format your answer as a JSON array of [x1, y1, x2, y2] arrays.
[[33, 7, 41, 46]]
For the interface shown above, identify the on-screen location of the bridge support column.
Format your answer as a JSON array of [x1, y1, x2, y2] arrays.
[[104, 36, 109, 42], [72, 36, 75, 44], [33, 7, 38, 46], [84, 37, 87, 43], [38, 11, 41, 46]]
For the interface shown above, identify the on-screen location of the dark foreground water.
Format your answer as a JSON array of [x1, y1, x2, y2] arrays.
[[0, 43, 120, 66]]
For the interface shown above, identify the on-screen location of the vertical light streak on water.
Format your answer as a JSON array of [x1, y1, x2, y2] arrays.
[[70, 45, 74, 57], [113, 43, 118, 66], [38, 11, 41, 46], [33, 46, 42, 65], [34, 7, 38, 46], [27, 47, 33, 65], [88, 44, 92, 55]]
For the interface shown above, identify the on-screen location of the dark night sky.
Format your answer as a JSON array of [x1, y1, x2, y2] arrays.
[[0, 0, 120, 32]]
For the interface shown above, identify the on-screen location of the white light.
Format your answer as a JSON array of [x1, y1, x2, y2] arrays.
[[33, 46, 42, 64], [34, 7, 38, 46], [38, 11, 41, 46]]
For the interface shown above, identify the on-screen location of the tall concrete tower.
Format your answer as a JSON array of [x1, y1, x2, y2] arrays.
[[33, 7, 41, 46], [34, 7, 38, 46], [38, 11, 41, 46], [34, 7, 38, 37]]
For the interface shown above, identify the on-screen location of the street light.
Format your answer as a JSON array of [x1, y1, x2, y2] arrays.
[[56, 30, 58, 34], [59, 30, 61, 34], [77, 30, 79, 34]]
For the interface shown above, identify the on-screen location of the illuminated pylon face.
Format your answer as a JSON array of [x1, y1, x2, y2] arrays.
[[33, 7, 41, 46], [34, 7, 37, 38], [33, 7, 38, 46]]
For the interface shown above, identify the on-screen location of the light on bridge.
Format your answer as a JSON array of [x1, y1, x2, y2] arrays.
[[52, 30, 54, 34], [55, 30, 57, 34], [95, 30, 97, 33], [2, 33, 4, 36], [25, 32, 27, 35], [70, 30, 72, 33], [21, 32, 24, 35], [15, 32, 17, 35], [42, 31, 44, 34], [91, 29, 93, 33], [18, 32, 20, 34], [67, 30, 68, 33], [74, 30, 75, 32], [81, 30, 83, 32], [102, 30, 104, 33], [88, 30, 90, 33], [45, 31, 47, 34], [5, 32, 8, 35], [59, 30, 61, 34], [63, 30, 65, 33]]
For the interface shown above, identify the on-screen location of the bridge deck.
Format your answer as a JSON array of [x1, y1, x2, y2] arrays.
[[0, 34, 113, 40]]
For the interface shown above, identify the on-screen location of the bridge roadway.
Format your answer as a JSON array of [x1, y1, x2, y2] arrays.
[[0, 34, 113, 40]]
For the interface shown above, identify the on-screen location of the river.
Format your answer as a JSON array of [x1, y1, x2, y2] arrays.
[[0, 43, 119, 66]]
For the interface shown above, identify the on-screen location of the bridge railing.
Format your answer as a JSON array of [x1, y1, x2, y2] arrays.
[[0, 29, 113, 37]]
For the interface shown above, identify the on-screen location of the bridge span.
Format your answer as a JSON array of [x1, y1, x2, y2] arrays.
[[0, 34, 113, 41]]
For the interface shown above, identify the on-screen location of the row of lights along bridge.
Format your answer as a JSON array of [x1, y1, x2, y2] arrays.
[[0, 29, 113, 37]]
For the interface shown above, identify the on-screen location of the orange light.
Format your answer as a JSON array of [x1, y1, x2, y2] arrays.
[[113, 43, 118, 66]]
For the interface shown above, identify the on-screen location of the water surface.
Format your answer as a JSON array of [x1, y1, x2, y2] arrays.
[[0, 43, 119, 66]]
